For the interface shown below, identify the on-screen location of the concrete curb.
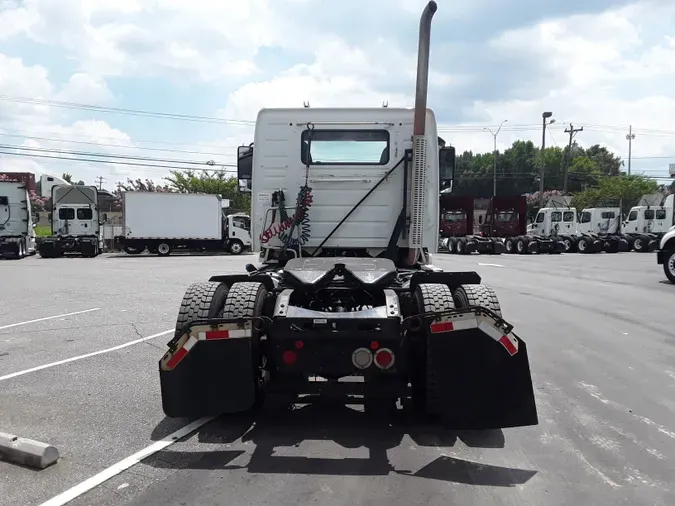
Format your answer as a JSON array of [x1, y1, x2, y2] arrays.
[[0, 431, 59, 469]]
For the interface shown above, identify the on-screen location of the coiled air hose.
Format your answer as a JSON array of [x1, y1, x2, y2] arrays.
[[259, 186, 313, 249]]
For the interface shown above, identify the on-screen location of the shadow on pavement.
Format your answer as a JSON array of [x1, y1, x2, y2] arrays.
[[145, 402, 536, 487]]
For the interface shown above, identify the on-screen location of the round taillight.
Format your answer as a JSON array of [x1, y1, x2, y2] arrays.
[[374, 348, 394, 369], [352, 347, 373, 369]]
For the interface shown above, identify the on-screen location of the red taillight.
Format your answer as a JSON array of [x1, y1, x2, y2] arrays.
[[370, 340, 379, 350], [282, 350, 297, 365], [374, 348, 394, 370], [295, 340, 304, 349]]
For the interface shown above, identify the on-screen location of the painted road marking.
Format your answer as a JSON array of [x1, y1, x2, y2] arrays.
[[478, 263, 505, 268], [39, 416, 215, 506], [0, 308, 102, 331], [0, 329, 173, 382]]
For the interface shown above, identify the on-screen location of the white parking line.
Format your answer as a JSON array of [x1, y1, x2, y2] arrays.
[[477, 263, 505, 268], [0, 308, 102, 331], [39, 416, 215, 506], [0, 329, 173, 382]]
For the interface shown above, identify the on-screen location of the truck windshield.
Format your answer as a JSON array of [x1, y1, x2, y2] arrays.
[[301, 129, 390, 165], [496, 211, 518, 222], [442, 211, 466, 222]]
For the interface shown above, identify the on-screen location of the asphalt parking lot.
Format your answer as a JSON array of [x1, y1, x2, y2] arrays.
[[1, 250, 674, 506]]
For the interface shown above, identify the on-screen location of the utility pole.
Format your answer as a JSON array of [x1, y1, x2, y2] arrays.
[[626, 125, 635, 175], [484, 119, 508, 197], [539, 111, 555, 207], [562, 123, 583, 193], [95, 176, 106, 190]]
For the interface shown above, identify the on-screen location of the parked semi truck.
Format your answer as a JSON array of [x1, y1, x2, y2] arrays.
[[656, 224, 675, 283], [38, 184, 105, 258], [0, 180, 38, 259], [622, 194, 674, 252], [117, 192, 252, 256], [438, 195, 519, 255], [158, 2, 538, 431]]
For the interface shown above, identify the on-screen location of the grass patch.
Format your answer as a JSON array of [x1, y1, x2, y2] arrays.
[[34, 225, 52, 237]]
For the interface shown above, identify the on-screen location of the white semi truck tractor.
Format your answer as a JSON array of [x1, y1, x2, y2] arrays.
[[0, 180, 38, 259]]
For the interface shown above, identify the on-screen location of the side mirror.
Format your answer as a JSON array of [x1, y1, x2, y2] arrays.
[[48, 212, 53, 222], [33, 213, 40, 224], [100, 213, 108, 225], [237, 145, 253, 193], [439, 146, 455, 192]]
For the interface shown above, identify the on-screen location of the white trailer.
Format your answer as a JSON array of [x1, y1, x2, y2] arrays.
[[38, 184, 105, 258], [0, 181, 38, 259], [118, 192, 251, 256]]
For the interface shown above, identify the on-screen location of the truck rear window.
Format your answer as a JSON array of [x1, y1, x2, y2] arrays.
[[301, 129, 390, 165], [77, 208, 93, 220], [59, 208, 75, 220]]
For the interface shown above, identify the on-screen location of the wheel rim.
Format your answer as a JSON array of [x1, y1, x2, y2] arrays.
[[231, 243, 242, 253], [634, 238, 642, 249], [564, 239, 571, 251], [517, 241, 523, 252], [158, 243, 170, 254], [506, 240, 512, 252], [669, 255, 675, 276], [579, 240, 586, 251]]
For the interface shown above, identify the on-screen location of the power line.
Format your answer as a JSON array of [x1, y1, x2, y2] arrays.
[[0, 150, 236, 173], [0, 143, 230, 168], [5, 93, 675, 138], [0, 95, 255, 126]]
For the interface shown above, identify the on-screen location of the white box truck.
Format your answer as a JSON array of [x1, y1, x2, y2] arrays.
[[0, 180, 38, 259], [117, 192, 251, 256]]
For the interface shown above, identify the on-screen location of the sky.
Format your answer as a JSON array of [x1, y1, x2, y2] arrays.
[[1, 0, 675, 191]]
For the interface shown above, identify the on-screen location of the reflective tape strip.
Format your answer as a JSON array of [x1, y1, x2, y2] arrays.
[[197, 328, 251, 340], [478, 321, 519, 356], [165, 335, 198, 369], [430, 317, 478, 334]]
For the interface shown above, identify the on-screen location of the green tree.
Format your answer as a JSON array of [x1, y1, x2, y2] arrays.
[[570, 175, 659, 216], [164, 170, 251, 213]]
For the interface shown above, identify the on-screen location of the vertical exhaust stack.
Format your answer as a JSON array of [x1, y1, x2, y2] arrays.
[[408, 1, 438, 265]]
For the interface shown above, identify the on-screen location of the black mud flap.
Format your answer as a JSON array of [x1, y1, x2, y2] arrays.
[[159, 337, 255, 418], [429, 328, 538, 430]]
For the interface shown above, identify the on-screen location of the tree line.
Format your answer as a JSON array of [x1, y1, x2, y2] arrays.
[[454, 140, 669, 217]]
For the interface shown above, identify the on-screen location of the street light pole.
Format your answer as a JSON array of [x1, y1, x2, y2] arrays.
[[539, 111, 555, 207], [484, 119, 508, 197]]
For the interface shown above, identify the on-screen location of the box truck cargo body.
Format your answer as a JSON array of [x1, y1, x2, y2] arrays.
[[0, 181, 38, 259], [118, 192, 251, 256]]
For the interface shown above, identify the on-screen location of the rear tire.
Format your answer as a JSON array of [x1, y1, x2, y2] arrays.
[[413, 283, 455, 417], [222, 282, 269, 410], [174, 281, 231, 339], [453, 284, 502, 317], [157, 242, 172, 256]]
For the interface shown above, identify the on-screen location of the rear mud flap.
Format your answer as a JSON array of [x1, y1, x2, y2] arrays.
[[428, 328, 538, 430], [159, 338, 255, 418]]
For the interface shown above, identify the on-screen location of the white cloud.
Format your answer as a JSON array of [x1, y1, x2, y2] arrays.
[[440, 1, 675, 179], [56, 73, 114, 104], [2, 0, 675, 187]]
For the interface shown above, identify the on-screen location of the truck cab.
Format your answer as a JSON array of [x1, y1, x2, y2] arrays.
[[236, 107, 455, 265], [224, 212, 252, 255], [577, 207, 621, 235], [39, 185, 105, 258], [0, 181, 38, 259], [528, 207, 577, 237]]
